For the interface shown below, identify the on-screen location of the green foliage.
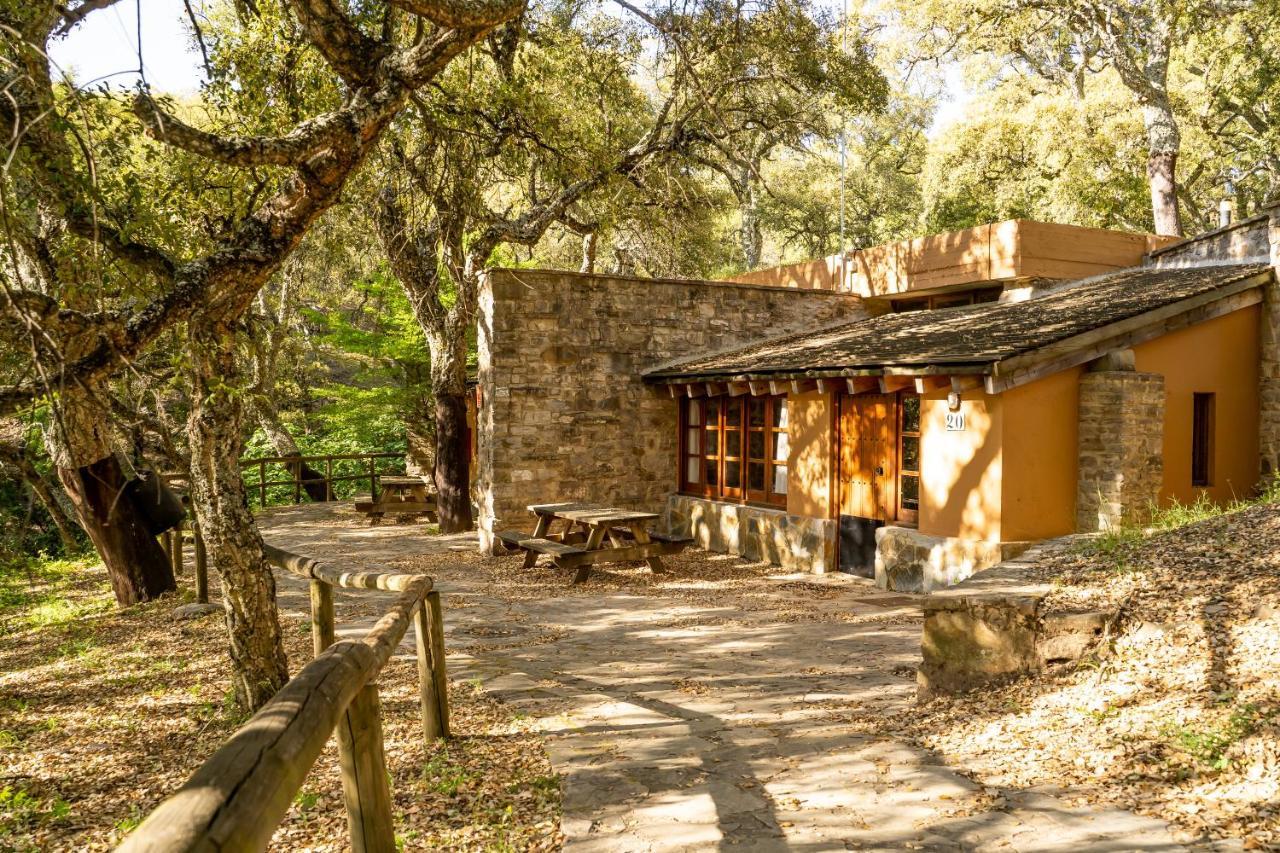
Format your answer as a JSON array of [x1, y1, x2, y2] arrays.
[[1164, 703, 1274, 772], [0, 785, 71, 836]]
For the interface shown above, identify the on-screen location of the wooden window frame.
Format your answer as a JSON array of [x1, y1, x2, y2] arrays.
[[1192, 392, 1215, 488], [679, 394, 788, 509], [896, 391, 921, 525]]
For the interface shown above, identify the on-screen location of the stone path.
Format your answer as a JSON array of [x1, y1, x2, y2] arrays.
[[258, 504, 1219, 852]]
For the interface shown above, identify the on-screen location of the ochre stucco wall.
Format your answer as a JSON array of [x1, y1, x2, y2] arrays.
[[1000, 368, 1082, 541], [1134, 305, 1261, 506], [919, 391, 1003, 542], [787, 391, 834, 518]]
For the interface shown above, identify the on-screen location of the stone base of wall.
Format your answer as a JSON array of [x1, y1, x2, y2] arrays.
[[665, 495, 835, 574], [874, 526, 1030, 593], [917, 540, 1110, 701]]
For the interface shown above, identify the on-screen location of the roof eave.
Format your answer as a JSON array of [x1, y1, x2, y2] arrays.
[[985, 268, 1274, 394]]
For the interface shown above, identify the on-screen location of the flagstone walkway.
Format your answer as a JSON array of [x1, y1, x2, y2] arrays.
[[258, 504, 1227, 852]]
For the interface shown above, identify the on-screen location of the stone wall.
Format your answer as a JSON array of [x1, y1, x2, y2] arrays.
[[1262, 206, 1280, 477], [917, 539, 1111, 700], [476, 269, 862, 548], [874, 526, 1030, 593], [665, 494, 836, 573], [1148, 213, 1270, 267], [1076, 369, 1165, 532]]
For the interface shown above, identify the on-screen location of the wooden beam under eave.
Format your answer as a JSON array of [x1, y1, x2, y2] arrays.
[[705, 382, 724, 396], [727, 381, 751, 397], [790, 379, 818, 395], [879, 375, 914, 393], [914, 376, 951, 394], [815, 378, 832, 394], [951, 375, 983, 393], [846, 376, 879, 395], [748, 380, 770, 396], [685, 383, 708, 397], [667, 384, 681, 398], [769, 380, 787, 396]]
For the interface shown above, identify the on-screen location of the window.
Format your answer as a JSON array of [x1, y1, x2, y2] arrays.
[[898, 393, 921, 523], [681, 395, 788, 508], [1192, 392, 1215, 487]]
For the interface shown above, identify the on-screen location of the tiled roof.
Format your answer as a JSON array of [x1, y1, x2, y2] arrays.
[[645, 263, 1273, 381]]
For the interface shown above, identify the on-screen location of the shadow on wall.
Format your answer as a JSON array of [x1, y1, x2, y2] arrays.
[[789, 392, 832, 518], [922, 399, 1001, 542]]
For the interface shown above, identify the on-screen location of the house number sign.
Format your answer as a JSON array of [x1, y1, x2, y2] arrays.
[[945, 410, 966, 431]]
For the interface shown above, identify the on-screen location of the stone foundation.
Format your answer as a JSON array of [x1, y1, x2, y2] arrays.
[[1076, 368, 1165, 531], [874, 526, 1030, 593], [665, 494, 836, 574], [917, 540, 1111, 700]]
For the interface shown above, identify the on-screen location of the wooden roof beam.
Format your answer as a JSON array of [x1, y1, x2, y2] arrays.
[[879, 375, 914, 393], [847, 376, 879, 394], [748, 380, 770, 396], [727, 381, 751, 397], [790, 379, 818, 395], [914, 376, 951, 394]]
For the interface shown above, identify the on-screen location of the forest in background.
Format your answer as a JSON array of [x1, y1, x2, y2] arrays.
[[3, 0, 1280, 709]]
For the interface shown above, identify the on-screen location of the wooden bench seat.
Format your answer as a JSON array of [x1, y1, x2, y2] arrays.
[[353, 495, 374, 511], [649, 531, 694, 545], [495, 530, 586, 558]]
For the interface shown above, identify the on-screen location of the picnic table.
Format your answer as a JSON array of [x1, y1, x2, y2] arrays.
[[496, 502, 693, 584], [354, 475, 439, 526]]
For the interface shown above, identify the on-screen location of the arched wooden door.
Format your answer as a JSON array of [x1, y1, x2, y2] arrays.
[[837, 393, 897, 575]]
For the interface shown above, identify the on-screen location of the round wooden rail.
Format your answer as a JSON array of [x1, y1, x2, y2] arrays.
[[119, 547, 446, 852]]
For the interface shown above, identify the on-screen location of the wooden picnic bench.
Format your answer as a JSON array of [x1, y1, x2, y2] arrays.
[[354, 475, 439, 526], [496, 502, 694, 584]]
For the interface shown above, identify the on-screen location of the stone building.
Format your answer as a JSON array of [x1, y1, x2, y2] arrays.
[[476, 214, 1280, 592]]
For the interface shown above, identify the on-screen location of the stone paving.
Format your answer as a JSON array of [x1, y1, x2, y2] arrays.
[[259, 504, 1220, 852]]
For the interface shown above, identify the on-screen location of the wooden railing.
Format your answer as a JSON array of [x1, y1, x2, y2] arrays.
[[241, 451, 406, 507], [119, 544, 449, 852]]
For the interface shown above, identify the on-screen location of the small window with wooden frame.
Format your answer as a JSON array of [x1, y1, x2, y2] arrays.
[[680, 394, 788, 508], [1192, 392, 1215, 488], [897, 393, 921, 523]]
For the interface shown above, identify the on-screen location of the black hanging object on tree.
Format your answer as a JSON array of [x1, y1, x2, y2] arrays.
[[124, 470, 186, 535]]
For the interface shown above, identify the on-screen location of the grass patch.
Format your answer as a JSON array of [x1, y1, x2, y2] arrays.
[[1163, 702, 1275, 773]]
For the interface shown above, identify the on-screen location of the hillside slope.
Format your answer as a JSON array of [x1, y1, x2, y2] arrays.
[[906, 502, 1280, 848]]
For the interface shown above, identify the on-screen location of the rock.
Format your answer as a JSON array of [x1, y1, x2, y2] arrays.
[[1250, 602, 1279, 622], [172, 602, 221, 621], [1129, 621, 1168, 642]]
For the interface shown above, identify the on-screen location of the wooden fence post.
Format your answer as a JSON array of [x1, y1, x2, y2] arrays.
[[170, 521, 185, 576], [368, 457, 377, 501], [336, 683, 396, 853], [426, 591, 450, 738], [414, 600, 442, 742], [193, 523, 209, 603], [310, 580, 335, 657], [325, 456, 334, 502], [259, 460, 267, 507]]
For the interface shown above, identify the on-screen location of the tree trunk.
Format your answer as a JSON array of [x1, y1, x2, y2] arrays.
[[2, 454, 80, 554], [738, 175, 764, 269], [425, 328, 472, 534], [43, 386, 174, 605], [188, 324, 289, 711], [434, 390, 471, 533], [1143, 102, 1183, 237], [249, 392, 329, 502], [580, 231, 598, 274]]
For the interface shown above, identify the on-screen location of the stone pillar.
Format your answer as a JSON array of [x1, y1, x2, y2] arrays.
[[1261, 205, 1280, 477], [1076, 366, 1165, 532]]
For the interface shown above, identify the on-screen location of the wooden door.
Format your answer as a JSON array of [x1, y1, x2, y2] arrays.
[[838, 393, 896, 521]]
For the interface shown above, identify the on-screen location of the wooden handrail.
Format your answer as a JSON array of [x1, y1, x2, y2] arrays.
[[119, 546, 448, 852]]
